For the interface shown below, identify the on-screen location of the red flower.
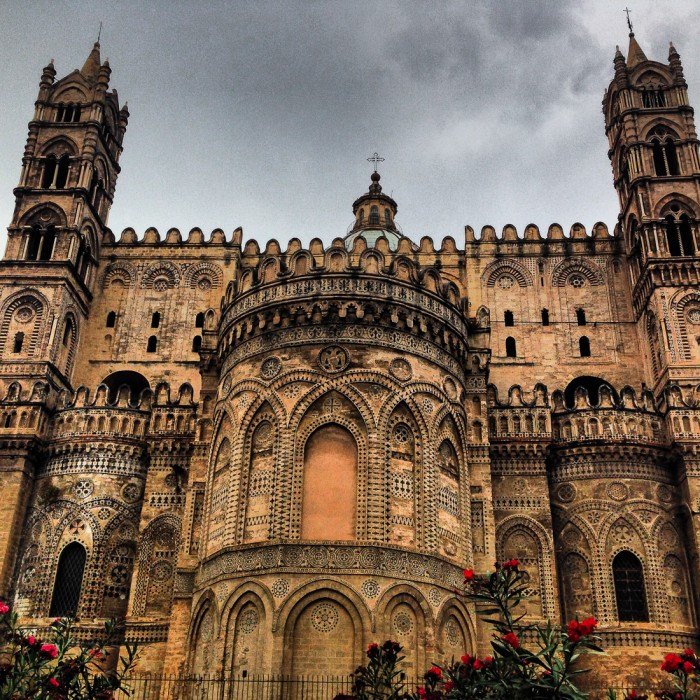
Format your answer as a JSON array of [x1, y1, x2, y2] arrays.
[[27, 635, 37, 646], [417, 687, 427, 698], [426, 666, 442, 680], [48, 678, 60, 688], [366, 642, 379, 658], [460, 654, 472, 665], [483, 656, 494, 667], [502, 631, 520, 649], [463, 569, 475, 582], [0, 603, 9, 615], [567, 617, 597, 642], [502, 559, 519, 570], [472, 658, 484, 670], [682, 661, 695, 675], [661, 653, 683, 673], [444, 680, 454, 692], [40, 643, 58, 659], [683, 648, 696, 659]]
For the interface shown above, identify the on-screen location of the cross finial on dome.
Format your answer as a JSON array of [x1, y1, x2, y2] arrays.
[[624, 6, 633, 34], [367, 152, 384, 173]]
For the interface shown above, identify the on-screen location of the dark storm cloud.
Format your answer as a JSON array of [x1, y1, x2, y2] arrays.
[[0, 1, 698, 246]]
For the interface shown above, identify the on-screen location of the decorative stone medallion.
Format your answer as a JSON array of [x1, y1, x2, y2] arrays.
[[687, 308, 700, 324], [310, 602, 339, 632], [238, 608, 259, 633], [73, 479, 94, 500], [497, 275, 514, 289], [152, 561, 174, 581], [606, 481, 629, 502], [556, 483, 576, 503], [318, 345, 349, 374], [261, 356, 282, 379], [389, 358, 412, 382], [428, 588, 442, 606], [271, 578, 289, 598], [568, 274, 585, 288], [361, 579, 380, 599], [121, 482, 143, 504], [392, 611, 413, 635], [15, 306, 35, 323]]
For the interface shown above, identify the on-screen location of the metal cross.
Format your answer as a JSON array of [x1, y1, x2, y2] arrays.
[[367, 152, 385, 172], [624, 7, 633, 33]]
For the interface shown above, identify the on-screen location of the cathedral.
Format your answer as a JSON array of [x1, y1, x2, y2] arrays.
[[0, 27, 699, 692]]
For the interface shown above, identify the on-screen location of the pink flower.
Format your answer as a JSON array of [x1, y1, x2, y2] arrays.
[[0, 602, 9, 615], [502, 631, 520, 649], [40, 643, 58, 659], [463, 569, 475, 582], [48, 677, 60, 688]]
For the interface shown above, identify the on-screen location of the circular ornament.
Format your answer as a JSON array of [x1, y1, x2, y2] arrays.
[[238, 608, 259, 634], [393, 611, 413, 635], [497, 275, 514, 289], [152, 561, 173, 582], [310, 602, 339, 632], [271, 578, 289, 598], [428, 588, 442, 606], [261, 356, 282, 379], [657, 484, 674, 503], [443, 377, 458, 400], [568, 274, 585, 288], [445, 618, 460, 645], [110, 564, 129, 585], [556, 483, 576, 503], [361, 580, 380, 599], [197, 277, 212, 291], [607, 482, 629, 502], [687, 309, 700, 325], [121, 482, 142, 504], [164, 473, 177, 489], [318, 345, 349, 374], [389, 358, 412, 382], [153, 277, 170, 292], [392, 424, 410, 444], [15, 307, 34, 324], [73, 479, 94, 500]]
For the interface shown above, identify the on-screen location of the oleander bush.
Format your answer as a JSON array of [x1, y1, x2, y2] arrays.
[[0, 602, 138, 699]]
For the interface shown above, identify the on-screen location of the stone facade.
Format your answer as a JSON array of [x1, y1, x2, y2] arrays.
[[0, 31, 699, 691]]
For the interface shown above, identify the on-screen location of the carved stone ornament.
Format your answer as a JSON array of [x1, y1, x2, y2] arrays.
[[318, 345, 350, 373], [443, 377, 458, 400], [260, 356, 282, 379], [389, 357, 413, 381]]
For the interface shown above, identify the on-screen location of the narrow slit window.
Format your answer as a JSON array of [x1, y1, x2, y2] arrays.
[[504, 310, 514, 327], [576, 309, 586, 326], [579, 336, 591, 357], [12, 332, 24, 354], [106, 311, 116, 328], [151, 312, 161, 328], [192, 336, 202, 352], [541, 309, 550, 326], [195, 312, 205, 328], [505, 336, 517, 358], [147, 335, 158, 353]]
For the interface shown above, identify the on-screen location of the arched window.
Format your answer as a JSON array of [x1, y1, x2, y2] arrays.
[[358, 209, 364, 224], [106, 311, 116, 328], [641, 87, 666, 108], [25, 227, 42, 260], [55, 154, 70, 188], [613, 551, 649, 622], [49, 542, 86, 617], [151, 312, 161, 328], [302, 424, 357, 540], [26, 225, 56, 262], [579, 336, 591, 357], [576, 308, 586, 326], [192, 336, 202, 352], [505, 336, 516, 358], [195, 312, 205, 328], [504, 310, 514, 327], [147, 335, 158, 353], [42, 155, 57, 189], [369, 205, 380, 225], [12, 332, 24, 354], [665, 209, 695, 257], [541, 309, 550, 326], [62, 319, 73, 347], [651, 127, 680, 176], [39, 226, 56, 261], [384, 209, 392, 226]]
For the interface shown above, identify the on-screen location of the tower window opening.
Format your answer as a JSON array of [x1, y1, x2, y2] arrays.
[[665, 213, 695, 256], [195, 312, 205, 328], [579, 336, 591, 357], [641, 88, 666, 108], [651, 128, 680, 177], [39, 226, 56, 262], [576, 308, 586, 326], [55, 154, 70, 189], [384, 208, 392, 226], [12, 332, 24, 354], [541, 309, 550, 326], [369, 205, 379, 225], [358, 209, 364, 225], [147, 336, 158, 353], [192, 335, 202, 352], [62, 320, 72, 347], [505, 336, 517, 358], [55, 104, 81, 123], [106, 311, 116, 328], [49, 542, 86, 617], [613, 551, 649, 622], [25, 227, 42, 260], [504, 310, 514, 327], [151, 312, 161, 328], [42, 155, 57, 189]]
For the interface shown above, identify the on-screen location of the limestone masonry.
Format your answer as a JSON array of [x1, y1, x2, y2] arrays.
[[1, 29, 699, 691]]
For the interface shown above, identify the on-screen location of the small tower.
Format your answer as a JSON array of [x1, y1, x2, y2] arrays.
[[603, 28, 700, 390], [0, 41, 128, 388], [344, 158, 406, 250]]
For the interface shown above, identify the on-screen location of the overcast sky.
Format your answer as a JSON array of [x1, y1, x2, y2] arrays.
[[0, 1, 698, 248]]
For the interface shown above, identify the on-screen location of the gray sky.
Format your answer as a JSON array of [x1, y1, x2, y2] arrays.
[[1, 1, 698, 247]]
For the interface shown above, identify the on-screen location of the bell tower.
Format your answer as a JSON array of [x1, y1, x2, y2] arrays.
[[603, 28, 700, 391], [0, 41, 128, 388]]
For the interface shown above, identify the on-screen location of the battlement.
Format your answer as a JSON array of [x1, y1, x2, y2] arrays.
[[101, 226, 243, 247]]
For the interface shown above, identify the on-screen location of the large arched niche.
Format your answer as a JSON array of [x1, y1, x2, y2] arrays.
[[280, 585, 368, 676], [223, 588, 270, 676], [435, 601, 474, 665], [376, 584, 431, 676], [301, 424, 358, 541], [101, 370, 150, 403], [188, 594, 219, 676]]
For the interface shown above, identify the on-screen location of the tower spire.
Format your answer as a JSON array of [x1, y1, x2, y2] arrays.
[[623, 8, 648, 68], [81, 40, 102, 83]]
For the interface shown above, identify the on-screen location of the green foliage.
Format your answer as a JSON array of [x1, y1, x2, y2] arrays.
[[0, 603, 139, 699]]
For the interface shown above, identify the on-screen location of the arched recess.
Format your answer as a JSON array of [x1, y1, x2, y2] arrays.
[[301, 424, 357, 540], [99, 531, 136, 619], [101, 370, 150, 403], [482, 260, 533, 288], [241, 406, 278, 543], [672, 292, 700, 360], [57, 313, 78, 375], [225, 589, 268, 676], [188, 594, 218, 676], [560, 550, 595, 621], [496, 516, 556, 619], [49, 542, 87, 617], [377, 585, 431, 676], [646, 312, 663, 378], [551, 259, 604, 287], [655, 520, 694, 626], [280, 584, 369, 676], [131, 515, 181, 617], [0, 293, 46, 358], [207, 435, 231, 553], [387, 403, 422, 548], [435, 600, 474, 664]]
